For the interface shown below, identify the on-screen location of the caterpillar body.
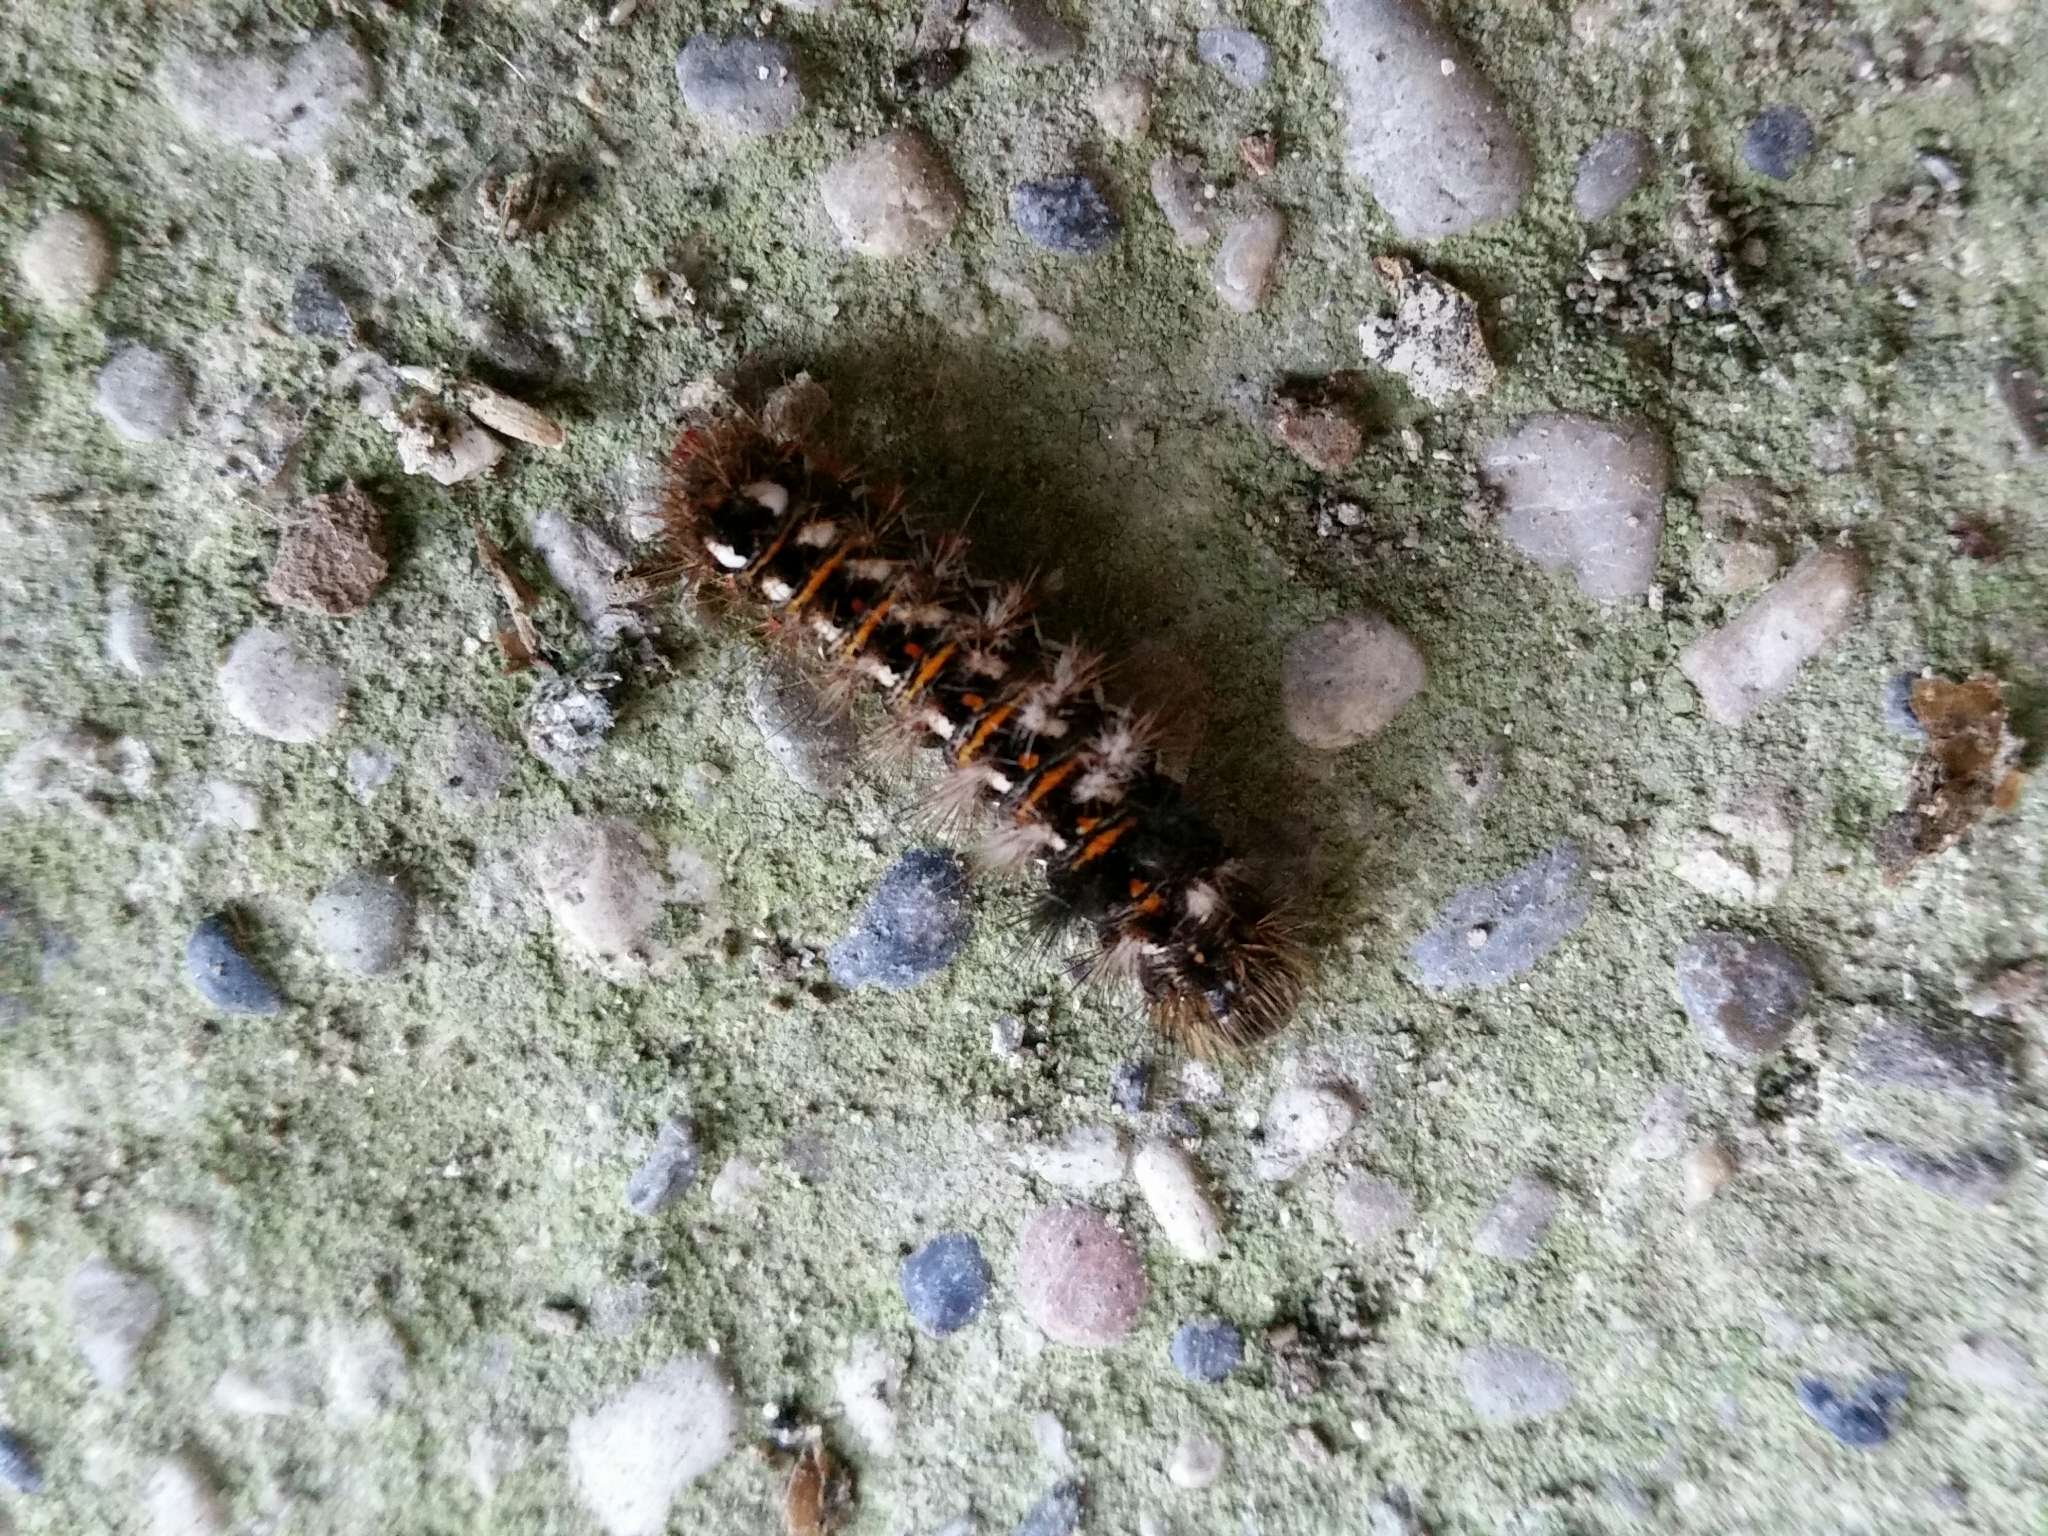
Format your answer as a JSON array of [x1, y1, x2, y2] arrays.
[[650, 413, 1305, 1053]]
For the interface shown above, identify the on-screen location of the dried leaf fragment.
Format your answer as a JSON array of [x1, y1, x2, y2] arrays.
[[1877, 674, 2026, 881], [783, 1440, 854, 1536], [474, 525, 543, 672], [463, 383, 567, 449]]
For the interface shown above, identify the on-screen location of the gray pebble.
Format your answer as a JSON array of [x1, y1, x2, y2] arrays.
[[1109, 1060, 1150, 1113], [309, 867, 415, 977], [1479, 414, 1670, 600], [1882, 673, 1926, 738], [1197, 27, 1271, 90], [0, 1425, 42, 1493], [1839, 1133, 2013, 1208], [1170, 1318, 1244, 1384], [1333, 1173, 1414, 1247], [747, 660, 856, 798], [185, 914, 283, 1016], [66, 1257, 163, 1389], [1471, 1173, 1559, 1262], [827, 849, 972, 990], [95, 343, 192, 444], [437, 717, 512, 806], [1743, 105, 1816, 181], [217, 625, 345, 744], [1460, 1343, 1574, 1424], [1847, 1013, 2015, 1102], [819, 129, 965, 258], [346, 745, 397, 802], [1797, 1371, 1907, 1449], [1319, 0, 1533, 238], [899, 1232, 993, 1336], [1010, 174, 1120, 255], [1572, 129, 1654, 222], [626, 1120, 700, 1216], [968, 0, 1079, 58], [1148, 153, 1215, 248], [1410, 843, 1589, 993], [1013, 1479, 1084, 1536], [161, 31, 376, 158], [289, 266, 355, 339], [675, 36, 803, 138], [15, 207, 116, 311], [1675, 932, 1810, 1059]]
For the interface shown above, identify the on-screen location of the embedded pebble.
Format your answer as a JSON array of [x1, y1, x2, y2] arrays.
[[95, 344, 192, 444], [1629, 1084, 1687, 1160], [1319, 0, 1533, 238], [1683, 1140, 1738, 1207], [1167, 1432, 1224, 1491], [528, 508, 631, 634], [674, 37, 802, 138], [1023, 1125, 1127, 1192], [1011, 174, 1120, 255], [161, 31, 375, 157], [1944, 1332, 2036, 1398], [536, 817, 677, 974], [1170, 1319, 1244, 1384], [1012, 1478, 1085, 1536], [16, 208, 116, 311], [66, 1257, 163, 1390], [1471, 1173, 1560, 1262], [143, 1454, 227, 1536], [1478, 415, 1670, 599], [105, 585, 165, 678], [1572, 129, 1654, 222], [568, 1356, 738, 1536], [1110, 1060, 1150, 1113], [820, 130, 964, 258], [1332, 1173, 1414, 1246], [708, 1156, 763, 1211], [1211, 206, 1284, 313], [1132, 1140, 1224, 1261], [1460, 1343, 1575, 1424], [1198, 27, 1271, 90], [625, 1120, 700, 1216], [288, 266, 355, 338], [1675, 931, 1810, 1059], [1147, 155, 1215, 248], [210, 1358, 319, 1418], [834, 1335, 902, 1456], [1410, 843, 1589, 993], [345, 745, 396, 802], [324, 1317, 408, 1424], [0, 1426, 42, 1494], [1360, 263, 1496, 404], [309, 866, 414, 976], [1015, 1206, 1147, 1348], [827, 848, 972, 990], [389, 403, 503, 485], [184, 914, 283, 1016], [900, 1232, 993, 1337], [1091, 75, 1152, 141], [1269, 395, 1364, 472], [1796, 1371, 1907, 1449], [968, 1, 1079, 58], [1846, 1013, 2015, 1102], [1696, 535, 1783, 596], [1839, 1134, 2013, 1208], [265, 484, 391, 617], [3, 724, 154, 818], [747, 659, 857, 798], [1252, 1084, 1357, 1181], [1679, 550, 1863, 724], [217, 624, 345, 743], [1280, 614, 1426, 749], [1743, 105, 1816, 181]]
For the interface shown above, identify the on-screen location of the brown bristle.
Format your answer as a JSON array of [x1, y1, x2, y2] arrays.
[[642, 412, 1305, 1052]]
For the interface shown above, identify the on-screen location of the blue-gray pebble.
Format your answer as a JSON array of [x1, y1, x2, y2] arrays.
[[1010, 175, 1120, 255], [1882, 674, 1926, 738], [900, 1232, 992, 1336], [1170, 1318, 1245, 1384], [1197, 27, 1270, 90], [828, 849, 972, 989], [0, 1426, 42, 1494], [1013, 1479, 1085, 1536], [185, 914, 283, 1015], [1409, 843, 1589, 993], [1797, 1371, 1908, 1448], [1743, 105, 1815, 181]]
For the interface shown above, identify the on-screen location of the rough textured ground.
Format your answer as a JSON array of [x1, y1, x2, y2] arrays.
[[1, 1, 2044, 1534]]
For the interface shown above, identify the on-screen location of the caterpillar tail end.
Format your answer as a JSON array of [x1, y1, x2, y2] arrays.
[[1143, 904, 1307, 1058]]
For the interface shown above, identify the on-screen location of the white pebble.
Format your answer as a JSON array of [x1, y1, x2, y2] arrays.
[[1132, 1140, 1224, 1262], [833, 1335, 902, 1457], [1679, 549, 1863, 725], [324, 1316, 408, 1424], [1168, 1431, 1225, 1490], [1281, 615, 1426, 749], [534, 816, 672, 977], [1683, 1140, 1738, 1207], [568, 1355, 738, 1536], [1091, 74, 1152, 141], [1254, 1085, 1357, 1181], [1212, 206, 1284, 313], [709, 1156, 763, 1211], [819, 129, 964, 258], [1021, 1125, 1127, 1192], [143, 1454, 227, 1536], [15, 208, 115, 310], [217, 624, 344, 743], [105, 584, 164, 677], [66, 1257, 163, 1389], [198, 779, 263, 833]]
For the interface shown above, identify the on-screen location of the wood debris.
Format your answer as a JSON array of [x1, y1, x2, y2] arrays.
[[473, 525, 543, 672], [1877, 673, 2026, 881], [782, 1438, 854, 1536]]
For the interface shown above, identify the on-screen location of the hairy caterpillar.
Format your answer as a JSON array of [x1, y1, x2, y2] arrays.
[[644, 411, 1305, 1053]]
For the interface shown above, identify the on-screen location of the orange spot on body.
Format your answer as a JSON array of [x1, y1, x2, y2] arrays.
[[785, 541, 853, 614], [1071, 817, 1133, 868], [1017, 755, 1081, 818], [902, 641, 958, 703], [956, 702, 1016, 764], [843, 594, 895, 657]]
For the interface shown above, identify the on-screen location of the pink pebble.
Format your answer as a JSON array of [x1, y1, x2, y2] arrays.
[[1015, 1205, 1147, 1348]]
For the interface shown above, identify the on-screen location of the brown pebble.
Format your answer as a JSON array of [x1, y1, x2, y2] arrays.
[[265, 484, 392, 617], [1269, 395, 1364, 472]]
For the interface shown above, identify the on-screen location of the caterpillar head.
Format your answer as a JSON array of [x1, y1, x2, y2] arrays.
[[1140, 897, 1305, 1055]]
